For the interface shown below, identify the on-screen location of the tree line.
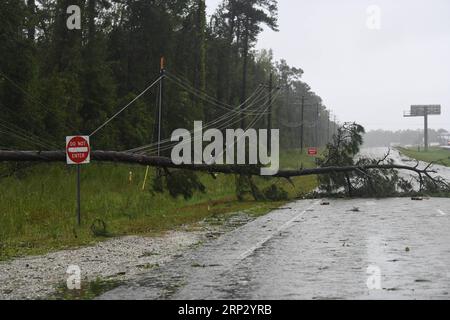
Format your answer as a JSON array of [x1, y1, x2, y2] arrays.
[[0, 0, 336, 153], [363, 128, 450, 148]]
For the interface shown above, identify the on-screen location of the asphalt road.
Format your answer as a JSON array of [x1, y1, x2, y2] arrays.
[[99, 148, 450, 300]]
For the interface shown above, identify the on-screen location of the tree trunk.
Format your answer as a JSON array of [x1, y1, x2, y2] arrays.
[[0, 150, 441, 180], [240, 23, 249, 128], [194, 0, 206, 120], [27, 0, 35, 41], [87, 0, 96, 43]]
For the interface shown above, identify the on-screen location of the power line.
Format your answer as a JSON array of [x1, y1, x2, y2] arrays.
[[165, 70, 235, 109], [0, 128, 53, 150], [0, 69, 80, 134], [128, 90, 281, 155], [0, 116, 60, 150], [90, 75, 163, 137], [165, 73, 272, 115], [126, 84, 277, 154], [0, 122, 58, 150], [138, 90, 281, 156], [211, 97, 273, 165]]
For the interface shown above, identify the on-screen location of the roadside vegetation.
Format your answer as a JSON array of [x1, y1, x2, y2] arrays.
[[397, 147, 450, 167], [0, 1, 332, 261], [0, 150, 319, 261]]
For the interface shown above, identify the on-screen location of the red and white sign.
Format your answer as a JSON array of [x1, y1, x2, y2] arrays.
[[66, 136, 90, 165], [308, 147, 318, 156]]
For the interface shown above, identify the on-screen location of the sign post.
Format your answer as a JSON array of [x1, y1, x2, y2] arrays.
[[404, 105, 441, 152], [66, 136, 91, 226], [76, 165, 81, 226]]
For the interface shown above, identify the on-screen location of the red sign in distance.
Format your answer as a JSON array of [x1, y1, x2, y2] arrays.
[[66, 136, 90, 164], [308, 147, 318, 156]]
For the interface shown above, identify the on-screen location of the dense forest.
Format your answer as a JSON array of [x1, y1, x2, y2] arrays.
[[0, 0, 336, 154]]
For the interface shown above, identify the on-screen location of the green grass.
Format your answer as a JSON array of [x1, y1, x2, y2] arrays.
[[0, 150, 318, 261], [398, 147, 450, 167], [279, 148, 322, 169]]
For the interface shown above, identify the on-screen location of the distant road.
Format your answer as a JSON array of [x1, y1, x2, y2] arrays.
[[361, 147, 450, 181]]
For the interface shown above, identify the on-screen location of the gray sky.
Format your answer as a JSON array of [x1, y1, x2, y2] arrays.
[[206, 0, 450, 131]]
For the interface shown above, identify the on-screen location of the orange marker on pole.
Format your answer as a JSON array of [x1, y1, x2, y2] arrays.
[[160, 56, 165, 71]]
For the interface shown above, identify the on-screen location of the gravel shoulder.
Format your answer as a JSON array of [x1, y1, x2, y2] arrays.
[[0, 213, 252, 300]]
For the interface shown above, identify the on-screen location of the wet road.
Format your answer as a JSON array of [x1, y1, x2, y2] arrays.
[[100, 148, 450, 300], [360, 147, 450, 182]]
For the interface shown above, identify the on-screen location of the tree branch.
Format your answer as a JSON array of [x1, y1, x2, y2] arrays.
[[0, 150, 440, 179]]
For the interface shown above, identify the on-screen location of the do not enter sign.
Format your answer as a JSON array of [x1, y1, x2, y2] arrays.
[[66, 136, 90, 165], [308, 147, 318, 156]]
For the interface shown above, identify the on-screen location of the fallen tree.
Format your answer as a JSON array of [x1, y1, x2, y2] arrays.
[[0, 150, 443, 180], [316, 122, 450, 196]]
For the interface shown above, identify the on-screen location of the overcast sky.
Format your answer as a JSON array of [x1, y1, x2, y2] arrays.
[[206, 0, 450, 131]]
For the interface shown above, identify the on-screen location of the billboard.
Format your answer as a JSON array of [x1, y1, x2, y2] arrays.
[[410, 105, 441, 116]]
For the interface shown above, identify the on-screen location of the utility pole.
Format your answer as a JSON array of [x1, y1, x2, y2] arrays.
[[327, 111, 330, 143], [334, 115, 337, 136], [424, 109, 429, 152], [300, 95, 305, 153], [267, 73, 273, 155], [157, 56, 165, 157], [315, 103, 320, 147], [144, 57, 165, 190]]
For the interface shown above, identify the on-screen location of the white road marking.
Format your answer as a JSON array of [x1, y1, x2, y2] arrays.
[[437, 209, 447, 216], [239, 201, 320, 261]]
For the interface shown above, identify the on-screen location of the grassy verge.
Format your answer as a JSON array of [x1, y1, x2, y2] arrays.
[[0, 150, 319, 261], [398, 147, 450, 167]]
